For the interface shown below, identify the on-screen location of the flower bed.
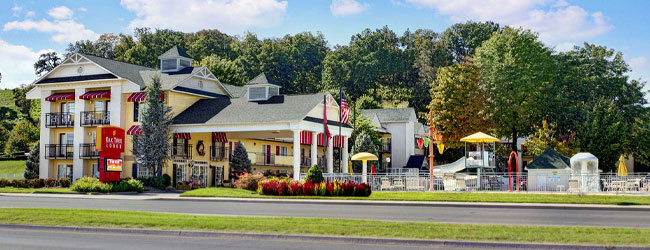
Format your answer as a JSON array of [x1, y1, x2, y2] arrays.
[[257, 178, 371, 197]]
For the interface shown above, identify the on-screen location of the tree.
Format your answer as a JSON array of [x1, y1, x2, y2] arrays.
[[13, 84, 36, 125], [4, 120, 39, 154], [199, 55, 247, 86], [429, 60, 492, 148], [474, 27, 554, 152], [441, 21, 501, 62], [24, 142, 39, 179], [305, 164, 323, 183], [351, 131, 377, 173], [0, 126, 8, 153], [66, 33, 121, 59], [230, 142, 251, 174], [522, 120, 577, 158], [578, 99, 627, 172], [34, 52, 61, 76], [134, 75, 173, 176]]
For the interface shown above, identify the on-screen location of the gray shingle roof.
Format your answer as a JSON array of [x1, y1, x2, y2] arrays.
[[139, 67, 201, 90], [246, 73, 279, 86], [158, 46, 193, 60], [81, 53, 154, 87], [526, 147, 571, 170], [173, 93, 327, 125], [360, 108, 416, 123], [222, 83, 245, 98]]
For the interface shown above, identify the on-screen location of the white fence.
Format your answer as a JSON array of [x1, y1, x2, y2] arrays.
[[302, 172, 650, 193], [0, 174, 24, 180]]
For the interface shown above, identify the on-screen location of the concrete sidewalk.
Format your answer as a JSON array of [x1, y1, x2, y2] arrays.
[[3, 192, 650, 211]]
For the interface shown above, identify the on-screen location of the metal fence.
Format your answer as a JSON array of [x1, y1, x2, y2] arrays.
[[301, 172, 650, 193], [0, 174, 24, 180]]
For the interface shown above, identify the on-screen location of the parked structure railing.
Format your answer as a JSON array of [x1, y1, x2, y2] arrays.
[[80, 111, 110, 126]]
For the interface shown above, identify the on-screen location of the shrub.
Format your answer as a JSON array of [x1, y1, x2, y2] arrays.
[[11, 179, 27, 188], [109, 179, 144, 193], [27, 178, 44, 188], [162, 173, 172, 187], [305, 164, 323, 183], [0, 178, 8, 187], [234, 173, 265, 191], [257, 179, 371, 197], [58, 178, 71, 187], [71, 177, 111, 193], [137, 176, 168, 190], [43, 178, 57, 188]]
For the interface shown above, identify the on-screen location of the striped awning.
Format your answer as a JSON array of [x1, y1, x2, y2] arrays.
[[316, 134, 343, 148], [300, 131, 313, 145], [127, 125, 143, 135], [333, 135, 344, 148], [174, 133, 191, 139], [79, 90, 110, 100], [212, 132, 228, 143], [127, 92, 147, 102], [45, 92, 75, 101]]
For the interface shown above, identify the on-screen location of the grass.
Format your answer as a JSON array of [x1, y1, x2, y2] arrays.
[[0, 89, 16, 108], [0, 187, 75, 193], [0, 160, 25, 177], [181, 187, 650, 205], [0, 208, 648, 246]]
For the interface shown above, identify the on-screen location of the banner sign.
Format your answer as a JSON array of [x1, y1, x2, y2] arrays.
[[106, 158, 123, 172]]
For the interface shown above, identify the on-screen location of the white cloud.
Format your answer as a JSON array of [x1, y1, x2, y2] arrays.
[[78, 7, 88, 12], [0, 39, 54, 89], [629, 56, 647, 73], [120, 0, 288, 34], [48, 6, 74, 20], [25, 11, 35, 17], [11, 4, 22, 17], [405, 0, 613, 44], [554, 42, 576, 52], [330, 0, 369, 17], [4, 19, 99, 43]]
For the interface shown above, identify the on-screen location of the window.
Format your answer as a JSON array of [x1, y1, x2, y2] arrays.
[[269, 87, 279, 96], [94, 101, 104, 112], [133, 102, 139, 122], [162, 59, 177, 71], [179, 59, 191, 68], [57, 164, 72, 179], [137, 164, 151, 178], [248, 87, 266, 100], [137, 102, 148, 122], [279, 146, 288, 156], [91, 163, 99, 178]]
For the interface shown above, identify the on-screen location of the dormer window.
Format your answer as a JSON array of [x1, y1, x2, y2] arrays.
[[162, 59, 177, 71], [245, 73, 282, 102], [248, 87, 266, 101], [158, 46, 194, 73]]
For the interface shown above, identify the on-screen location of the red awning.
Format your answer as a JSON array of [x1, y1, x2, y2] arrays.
[[174, 133, 191, 139], [127, 125, 143, 135], [315, 133, 343, 148], [212, 132, 228, 143], [79, 90, 111, 100], [128, 92, 146, 102], [300, 131, 313, 145], [45, 92, 75, 101]]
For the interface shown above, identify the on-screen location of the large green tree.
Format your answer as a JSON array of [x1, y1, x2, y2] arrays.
[[578, 99, 628, 172], [12, 84, 36, 125], [441, 21, 501, 62], [474, 27, 554, 151], [34, 52, 61, 76], [66, 33, 121, 59], [199, 55, 247, 86]]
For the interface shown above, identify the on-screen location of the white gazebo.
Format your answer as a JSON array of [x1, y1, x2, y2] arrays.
[[570, 153, 600, 192]]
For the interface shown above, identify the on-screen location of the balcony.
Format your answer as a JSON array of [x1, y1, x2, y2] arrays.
[[379, 139, 391, 152], [79, 143, 99, 159], [171, 144, 192, 159], [210, 145, 229, 162], [80, 111, 110, 127], [247, 152, 293, 166], [45, 113, 74, 128], [44, 144, 74, 159]]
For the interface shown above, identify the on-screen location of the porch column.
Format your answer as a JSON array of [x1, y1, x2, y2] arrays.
[[110, 85, 123, 128], [72, 87, 87, 181], [310, 132, 318, 167], [327, 136, 333, 173], [293, 130, 301, 180], [342, 136, 349, 173], [39, 89, 52, 179]]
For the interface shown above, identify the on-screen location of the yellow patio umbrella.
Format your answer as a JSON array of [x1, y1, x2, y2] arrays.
[[617, 155, 628, 177], [351, 152, 378, 183], [460, 132, 500, 143]]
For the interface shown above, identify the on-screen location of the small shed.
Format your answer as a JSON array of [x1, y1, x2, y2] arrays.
[[525, 147, 571, 191]]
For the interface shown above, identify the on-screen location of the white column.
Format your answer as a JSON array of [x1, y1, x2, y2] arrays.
[[327, 136, 333, 173], [310, 132, 318, 167], [39, 89, 52, 179], [342, 136, 349, 173], [293, 130, 301, 180], [110, 85, 123, 127], [72, 87, 87, 181], [362, 160, 368, 183]]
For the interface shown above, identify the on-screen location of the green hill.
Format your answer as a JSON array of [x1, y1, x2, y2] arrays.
[[0, 90, 16, 109]]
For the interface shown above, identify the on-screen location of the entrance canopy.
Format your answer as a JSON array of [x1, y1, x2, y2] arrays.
[[460, 132, 499, 143]]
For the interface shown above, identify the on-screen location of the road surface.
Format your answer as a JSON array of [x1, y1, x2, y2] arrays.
[[1, 195, 649, 228]]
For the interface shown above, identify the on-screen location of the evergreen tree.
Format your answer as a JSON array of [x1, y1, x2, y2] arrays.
[[305, 164, 324, 183], [230, 143, 251, 174], [24, 142, 39, 179], [135, 75, 173, 176], [351, 132, 377, 173]]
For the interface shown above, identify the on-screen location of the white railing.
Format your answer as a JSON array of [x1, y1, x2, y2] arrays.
[[298, 172, 650, 193], [0, 174, 23, 180]]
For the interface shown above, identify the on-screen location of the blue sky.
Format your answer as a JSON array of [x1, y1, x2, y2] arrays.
[[1, 0, 648, 100]]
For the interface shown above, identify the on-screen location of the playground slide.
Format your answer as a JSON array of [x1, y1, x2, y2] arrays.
[[433, 157, 466, 176]]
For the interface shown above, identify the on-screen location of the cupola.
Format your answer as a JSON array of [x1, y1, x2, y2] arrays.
[[245, 73, 281, 101], [158, 46, 193, 72]]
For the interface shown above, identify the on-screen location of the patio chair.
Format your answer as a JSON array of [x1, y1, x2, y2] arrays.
[[380, 177, 392, 191], [626, 180, 640, 192], [392, 178, 405, 191], [456, 178, 469, 191], [406, 177, 425, 191]]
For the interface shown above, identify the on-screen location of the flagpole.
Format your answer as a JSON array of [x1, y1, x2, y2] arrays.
[[338, 88, 342, 173], [323, 95, 327, 168]]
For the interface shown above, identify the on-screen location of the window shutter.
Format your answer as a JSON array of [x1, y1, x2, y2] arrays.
[[132, 164, 138, 179], [133, 102, 139, 122], [276, 146, 280, 155]]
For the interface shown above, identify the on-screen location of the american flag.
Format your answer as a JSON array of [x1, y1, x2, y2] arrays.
[[340, 90, 350, 124]]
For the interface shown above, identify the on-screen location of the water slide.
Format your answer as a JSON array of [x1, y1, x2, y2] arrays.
[[433, 157, 466, 176]]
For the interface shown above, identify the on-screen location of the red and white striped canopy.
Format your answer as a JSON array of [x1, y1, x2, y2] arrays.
[[174, 133, 191, 139], [127, 92, 147, 102], [315, 133, 343, 148], [300, 131, 313, 145], [212, 132, 228, 143], [45, 92, 75, 102], [79, 90, 111, 100], [127, 125, 143, 135]]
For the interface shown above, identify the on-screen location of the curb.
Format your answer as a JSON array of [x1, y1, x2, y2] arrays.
[[0, 224, 642, 250]]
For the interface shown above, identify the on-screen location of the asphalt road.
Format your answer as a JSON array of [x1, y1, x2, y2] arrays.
[[2, 195, 650, 228], [0, 227, 478, 250]]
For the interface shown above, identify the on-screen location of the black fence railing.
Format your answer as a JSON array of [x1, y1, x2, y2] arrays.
[[210, 146, 229, 162], [44, 144, 74, 159], [79, 143, 99, 159], [172, 144, 192, 159], [80, 111, 110, 126], [45, 113, 74, 128], [379, 139, 391, 152]]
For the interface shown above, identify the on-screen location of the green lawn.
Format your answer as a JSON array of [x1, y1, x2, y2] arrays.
[[0, 187, 75, 193], [0, 160, 25, 178], [0, 208, 647, 246], [181, 187, 650, 205]]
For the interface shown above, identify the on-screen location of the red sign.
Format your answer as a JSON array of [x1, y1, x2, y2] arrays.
[[96, 126, 125, 153], [96, 126, 125, 182], [106, 158, 123, 172]]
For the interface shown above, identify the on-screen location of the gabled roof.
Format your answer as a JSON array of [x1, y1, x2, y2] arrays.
[[246, 73, 279, 87], [172, 93, 327, 125], [222, 83, 246, 98], [139, 67, 201, 90], [158, 46, 193, 60], [526, 147, 571, 170], [78, 54, 154, 87], [360, 108, 416, 123]]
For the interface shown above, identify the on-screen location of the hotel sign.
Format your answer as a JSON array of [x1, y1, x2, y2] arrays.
[[106, 158, 123, 172], [96, 126, 125, 153]]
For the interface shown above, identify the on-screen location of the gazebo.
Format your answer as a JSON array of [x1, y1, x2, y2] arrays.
[[460, 132, 499, 189]]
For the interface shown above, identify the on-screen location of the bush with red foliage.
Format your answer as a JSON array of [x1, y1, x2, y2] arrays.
[[257, 178, 371, 197]]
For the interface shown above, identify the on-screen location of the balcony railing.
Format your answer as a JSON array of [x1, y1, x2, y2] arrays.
[[210, 145, 229, 162], [379, 140, 391, 152], [79, 143, 99, 159], [45, 113, 74, 128], [80, 111, 110, 126], [44, 144, 74, 159], [172, 144, 192, 159]]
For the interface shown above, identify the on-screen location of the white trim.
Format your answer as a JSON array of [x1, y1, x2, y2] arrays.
[[168, 88, 224, 99], [32, 53, 125, 85], [170, 120, 353, 137], [167, 66, 231, 98]]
